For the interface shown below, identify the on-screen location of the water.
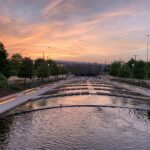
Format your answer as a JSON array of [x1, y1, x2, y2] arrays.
[[0, 79, 150, 150], [0, 108, 150, 150], [6, 95, 150, 115]]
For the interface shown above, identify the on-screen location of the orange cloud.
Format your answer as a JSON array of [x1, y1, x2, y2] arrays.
[[0, 0, 149, 62]]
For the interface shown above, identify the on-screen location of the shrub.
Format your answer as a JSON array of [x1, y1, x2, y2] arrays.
[[0, 73, 8, 88]]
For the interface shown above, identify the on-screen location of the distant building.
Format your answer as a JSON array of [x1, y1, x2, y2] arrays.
[[56, 61, 103, 76]]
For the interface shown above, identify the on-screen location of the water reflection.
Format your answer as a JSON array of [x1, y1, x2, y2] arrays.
[[0, 117, 15, 150], [1, 79, 150, 149], [0, 108, 150, 150], [5, 95, 150, 117]]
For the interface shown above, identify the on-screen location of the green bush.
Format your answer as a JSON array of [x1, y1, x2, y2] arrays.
[[8, 85, 22, 91], [0, 73, 8, 88]]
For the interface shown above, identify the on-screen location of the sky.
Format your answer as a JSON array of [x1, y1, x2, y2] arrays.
[[0, 0, 150, 63]]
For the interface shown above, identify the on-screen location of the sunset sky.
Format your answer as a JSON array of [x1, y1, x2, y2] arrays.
[[0, 0, 150, 63]]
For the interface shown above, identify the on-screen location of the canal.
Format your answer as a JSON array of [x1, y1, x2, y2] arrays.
[[0, 79, 150, 150]]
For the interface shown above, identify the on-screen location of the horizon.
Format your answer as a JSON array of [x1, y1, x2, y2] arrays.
[[0, 0, 150, 63]]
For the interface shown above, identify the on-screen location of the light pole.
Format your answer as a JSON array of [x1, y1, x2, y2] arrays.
[[43, 52, 45, 60], [48, 47, 51, 60], [146, 34, 150, 63], [134, 55, 138, 61]]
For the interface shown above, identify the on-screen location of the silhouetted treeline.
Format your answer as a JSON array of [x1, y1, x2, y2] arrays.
[[109, 59, 150, 80], [0, 42, 68, 87]]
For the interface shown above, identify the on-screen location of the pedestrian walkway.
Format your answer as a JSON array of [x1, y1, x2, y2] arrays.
[[0, 79, 78, 115]]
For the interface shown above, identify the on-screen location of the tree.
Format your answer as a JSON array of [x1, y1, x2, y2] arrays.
[[0, 42, 10, 77], [36, 62, 49, 81], [127, 58, 136, 78], [10, 53, 23, 76], [133, 60, 146, 83], [109, 61, 121, 77], [147, 62, 150, 78], [18, 57, 33, 84], [0, 73, 8, 88], [34, 58, 45, 70], [119, 64, 131, 78], [48, 60, 59, 76], [127, 58, 135, 69], [145, 62, 150, 79], [0, 42, 7, 60], [58, 65, 68, 75]]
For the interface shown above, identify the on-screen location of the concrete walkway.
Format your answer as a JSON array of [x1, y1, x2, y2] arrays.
[[102, 76, 150, 97], [0, 79, 77, 115]]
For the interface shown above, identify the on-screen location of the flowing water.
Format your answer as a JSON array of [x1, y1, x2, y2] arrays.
[[0, 79, 150, 150]]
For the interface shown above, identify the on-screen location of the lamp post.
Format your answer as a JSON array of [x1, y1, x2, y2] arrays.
[[48, 47, 51, 60], [134, 55, 138, 61]]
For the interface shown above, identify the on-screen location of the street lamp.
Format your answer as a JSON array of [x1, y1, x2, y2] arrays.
[[134, 55, 138, 61], [48, 47, 51, 60]]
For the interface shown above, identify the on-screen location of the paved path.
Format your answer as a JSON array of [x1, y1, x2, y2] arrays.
[[102, 76, 150, 97], [0, 79, 77, 115]]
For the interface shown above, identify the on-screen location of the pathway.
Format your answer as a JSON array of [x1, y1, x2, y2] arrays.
[[0, 79, 78, 115]]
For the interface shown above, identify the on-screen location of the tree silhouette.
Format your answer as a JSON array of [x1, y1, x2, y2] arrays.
[[10, 53, 23, 76], [133, 61, 145, 81], [18, 57, 33, 84], [0, 42, 10, 77], [36, 62, 49, 81]]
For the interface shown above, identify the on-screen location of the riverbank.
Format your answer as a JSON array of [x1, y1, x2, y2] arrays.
[[111, 78, 150, 89], [0, 79, 62, 98], [0, 78, 77, 115], [103, 75, 150, 89]]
